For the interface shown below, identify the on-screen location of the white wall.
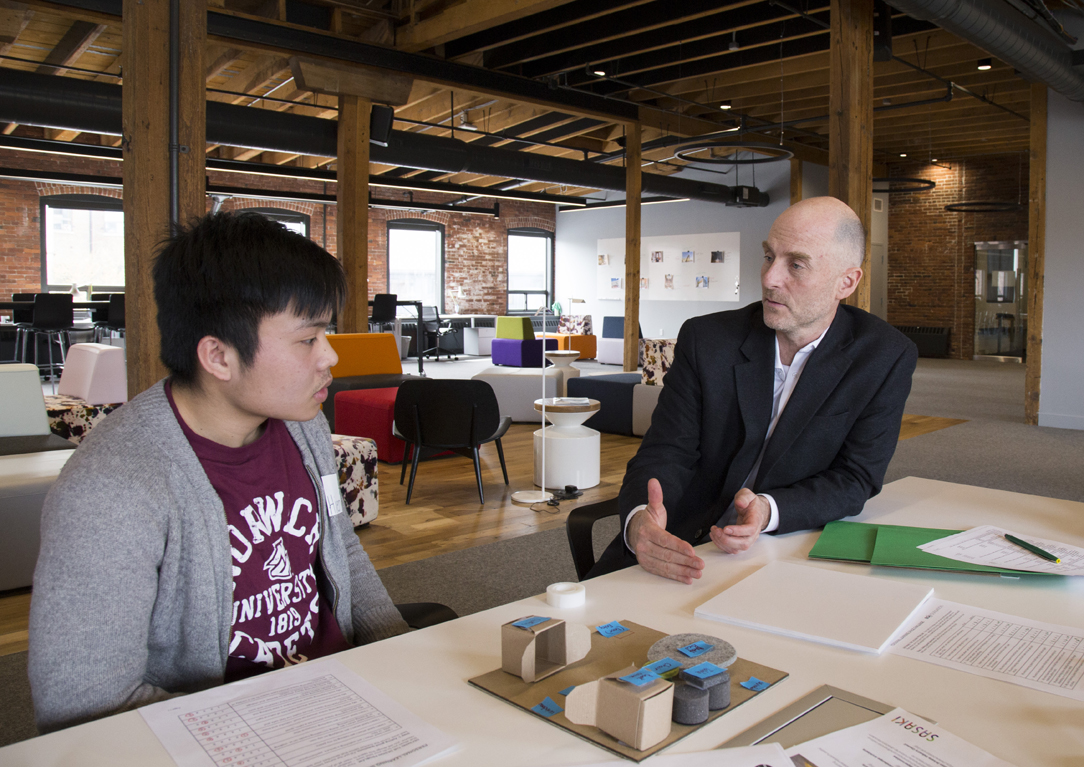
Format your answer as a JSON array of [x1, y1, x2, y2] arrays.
[[554, 161, 790, 339], [1038, 89, 1084, 429]]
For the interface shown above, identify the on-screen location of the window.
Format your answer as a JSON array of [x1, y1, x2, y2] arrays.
[[249, 208, 310, 238], [40, 195, 125, 292], [387, 220, 444, 311], [507, 228, 553, 314]]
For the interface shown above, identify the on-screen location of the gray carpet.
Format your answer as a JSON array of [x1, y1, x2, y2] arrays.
[[0, 651, 36, 747]]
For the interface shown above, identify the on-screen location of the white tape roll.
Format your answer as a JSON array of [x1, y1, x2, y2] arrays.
[[546, 581, 586, 608]]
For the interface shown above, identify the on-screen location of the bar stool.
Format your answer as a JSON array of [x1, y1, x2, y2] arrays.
[[19, 294, 75, 391], [93, 294, 126, 345]]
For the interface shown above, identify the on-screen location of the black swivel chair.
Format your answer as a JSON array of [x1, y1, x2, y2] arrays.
[[9, 293, 35, 361], [93, 294, 126, 344], [420, 305, 457, 361], [392, 379, 511, 504], [369, 293, 398, 333], [396, 602, 458, 629], [19, 294, 75, 384], [565, 497, 621, 581]]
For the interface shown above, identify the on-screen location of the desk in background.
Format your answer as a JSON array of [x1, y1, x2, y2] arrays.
[[2, 477, 1080, 766]]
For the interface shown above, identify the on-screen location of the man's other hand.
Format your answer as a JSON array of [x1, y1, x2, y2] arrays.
[[627, 479, 705, 584], [709, 488, 770, 554]]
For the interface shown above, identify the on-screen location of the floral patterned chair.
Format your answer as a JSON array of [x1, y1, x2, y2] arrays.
[[548, 314, 597, 360]]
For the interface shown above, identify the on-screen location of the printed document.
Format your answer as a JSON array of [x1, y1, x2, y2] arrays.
[[888, 598, 1084, 701], [569, 743, 791, 767], [140, 658, 456, 767], [917, 525, 1084, 575], [786, 707, 1015, 767]]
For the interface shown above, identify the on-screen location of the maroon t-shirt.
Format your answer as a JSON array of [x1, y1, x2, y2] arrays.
[[166, 382, 350, 682]]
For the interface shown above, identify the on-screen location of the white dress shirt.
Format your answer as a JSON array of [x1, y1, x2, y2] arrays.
[[624, 327, 829, 551]]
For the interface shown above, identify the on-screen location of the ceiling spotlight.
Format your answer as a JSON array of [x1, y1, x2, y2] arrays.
[[729, 32, 739, 51], [932, 158, 938, 162], [719, 100, 733, 110], [900, 153, 907, 157], [458, 114, 478, 131], [977, 58, 992, 71], [592, 68, 607, 77]]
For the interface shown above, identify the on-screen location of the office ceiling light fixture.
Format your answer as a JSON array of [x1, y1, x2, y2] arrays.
[[729, 32, 739, 51], [592, 68, 607, 77], [557, 196, 688, 213], [900, 153, 908, 157], [719, 100, 733, 110], [977, 58, 993, 71], [674, 143, 793, 165], [944, 201, 1022, 212], [458, 114, 479, 131], [872, 177, 936, 193]]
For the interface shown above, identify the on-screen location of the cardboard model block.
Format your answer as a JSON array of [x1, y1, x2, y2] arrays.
[[565, 665, 675, 751], [501, 618, 591, 683]]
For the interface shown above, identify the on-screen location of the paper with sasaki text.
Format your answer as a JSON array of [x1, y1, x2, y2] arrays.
[[888, 598, 1084, 701], [139, 658, 456, 767]]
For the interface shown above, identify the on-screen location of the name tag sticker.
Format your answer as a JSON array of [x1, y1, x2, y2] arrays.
[[740, 676, 770, 692], [558, 686, 575, 696], [677, 641, 713, 658], [643, 657, 683, 676], [596, 621, 630, 638], [531, 697, 563, 718], [320, 474, 346, 517], [619, 668, 660, 687], [684, 662, 725, 680], [512, 616, 550, 630]]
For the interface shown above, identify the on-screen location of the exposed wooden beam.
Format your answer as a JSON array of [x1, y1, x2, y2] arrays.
[[0, 2, 32, 56], [337, 94, 371, 334], [206, 46, 243, 81], [396, 0, 580, 53], [829, 0, 873, 313], [37, 19, 107, 76], [790, 157, 802, 204], [291, 56, 414, 104], [623, 121, 641, 373]]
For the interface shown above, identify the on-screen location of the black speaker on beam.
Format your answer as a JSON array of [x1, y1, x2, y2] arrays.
[[873, 0, 893, 62], [370, 104, 394, 147]]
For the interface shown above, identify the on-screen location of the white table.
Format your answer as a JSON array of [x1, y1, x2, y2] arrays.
[[4, 477, 1082, 766], [533, 397, 601, 490], [543, 349, 581, 396]]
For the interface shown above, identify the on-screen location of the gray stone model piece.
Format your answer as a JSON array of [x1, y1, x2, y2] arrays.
[[681, 667, 731, 710], [647, 634, 737, 669], [671, 682, 709, 725]]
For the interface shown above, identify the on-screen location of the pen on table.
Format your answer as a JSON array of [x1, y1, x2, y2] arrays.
[[1004, 534, 1061, 563]]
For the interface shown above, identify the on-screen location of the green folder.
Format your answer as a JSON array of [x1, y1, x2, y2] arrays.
[[809, 520, 1034, 576]]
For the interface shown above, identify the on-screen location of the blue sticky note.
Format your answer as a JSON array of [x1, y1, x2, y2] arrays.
[[677, 640, 714, 658], [596, 621, 630, 638], [558, 686, 575, 697], [531, 696, 563, 718], [618, 668, 660, 687], [684, 662, 726, 680], [643, 657, 683, 676], [740, 676, 770, 692], [512, 616, 549, 630]]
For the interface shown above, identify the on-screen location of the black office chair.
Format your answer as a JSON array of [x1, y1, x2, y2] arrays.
[[392, 379, 511, 504], [93, 294, 125, 344], [420, 305, 457, 361], [18, 294, 75, 384], [369, 293, 398, 333], [565, 497, 621, 581], [9, 293, 35, 361]]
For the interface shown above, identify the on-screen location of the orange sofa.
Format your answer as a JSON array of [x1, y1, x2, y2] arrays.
[[323, 333, 421, 431]]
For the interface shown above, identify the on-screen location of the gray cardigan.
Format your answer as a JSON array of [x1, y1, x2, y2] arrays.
[[28, 380, 407, 732]]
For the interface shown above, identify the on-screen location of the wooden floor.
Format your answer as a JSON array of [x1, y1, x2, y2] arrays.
[[0, 413, 963, 658]]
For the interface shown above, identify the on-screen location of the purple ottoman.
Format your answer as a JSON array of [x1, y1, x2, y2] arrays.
[[491, 337, 558, 367]]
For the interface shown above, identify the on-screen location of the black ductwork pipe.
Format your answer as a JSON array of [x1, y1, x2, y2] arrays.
[[0, 69, 766, 206]]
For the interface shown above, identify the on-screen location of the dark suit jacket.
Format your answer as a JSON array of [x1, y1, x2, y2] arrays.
[[592, 302, 917, 575]]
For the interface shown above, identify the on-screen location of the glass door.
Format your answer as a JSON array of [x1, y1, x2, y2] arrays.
[[973, 240, 1027, 360]]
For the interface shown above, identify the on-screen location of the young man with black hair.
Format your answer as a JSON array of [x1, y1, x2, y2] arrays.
[[28, 212, 408, 733]]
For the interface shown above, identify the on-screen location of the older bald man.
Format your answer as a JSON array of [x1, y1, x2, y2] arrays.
[[591, 197, 918, 583]]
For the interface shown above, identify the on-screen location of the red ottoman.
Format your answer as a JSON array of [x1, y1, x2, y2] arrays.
[[334, 387, 406, 463]]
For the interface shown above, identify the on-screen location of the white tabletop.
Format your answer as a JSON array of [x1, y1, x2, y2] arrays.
[[4, 477, 1082, 766]]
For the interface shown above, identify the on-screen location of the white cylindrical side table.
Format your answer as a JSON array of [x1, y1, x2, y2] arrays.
[[533, 398, 601, 490], [543, 350, 580, 396]]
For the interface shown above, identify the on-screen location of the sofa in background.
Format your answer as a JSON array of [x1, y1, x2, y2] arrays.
[[641, 338, 677, 386], [491, 316, 557, 368], [546, 314, 597, 360], [472, 366, 559, 422], [597, 316, 645, 366], [324, 332, 422, 431]]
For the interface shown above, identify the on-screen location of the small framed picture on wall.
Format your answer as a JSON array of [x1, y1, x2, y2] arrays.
[[681, 250, 695, 263]]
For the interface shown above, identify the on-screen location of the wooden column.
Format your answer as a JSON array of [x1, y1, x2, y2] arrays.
[[790, 157, 803, 205], [1025, 83, 1047, 426], [336, 94, 371, 334], [122, 0, 204, 396], [828, 0, 873, 311], [623, 122, 642, 372]]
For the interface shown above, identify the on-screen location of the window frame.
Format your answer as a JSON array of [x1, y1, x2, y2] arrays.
[[248, 207, 311, 238], [506, 227, 554, 316], [39, 194, 125, 292], [386, 218, 446, 313]]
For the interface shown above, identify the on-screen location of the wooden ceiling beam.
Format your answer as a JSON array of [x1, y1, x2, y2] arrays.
[[395, 0, 581, 53], [0, 2, 33, 56], [37, 18, 106, 75]]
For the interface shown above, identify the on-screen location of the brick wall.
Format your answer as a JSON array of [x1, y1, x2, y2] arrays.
[[1, 152, 556, 316], [887, 154, 1029, 359]]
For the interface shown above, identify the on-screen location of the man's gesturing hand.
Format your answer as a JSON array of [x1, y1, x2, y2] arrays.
[[709, 487, 770, 554], [627, 479, 705, 584]]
